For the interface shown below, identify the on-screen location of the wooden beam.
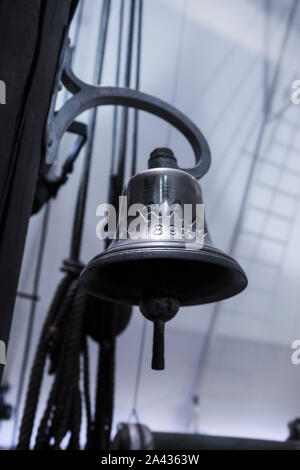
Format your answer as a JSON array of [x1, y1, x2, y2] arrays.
[[0, 0, 78, 381]]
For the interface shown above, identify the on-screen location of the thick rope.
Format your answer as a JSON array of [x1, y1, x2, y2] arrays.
[[34, 279, 79, 449], [83, 336, 92, 441], [17, 259, 88, 450], [34, 279, 86, 449], [17, 274, 72, 449]]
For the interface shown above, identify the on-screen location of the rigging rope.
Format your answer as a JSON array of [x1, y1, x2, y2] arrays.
[[70, 0, 111, 261], [110, 0, 125, 177], [128, 0, 145, 423], [129, 318, 147, 423], [166, 0, 188, 147], [116, 0, 136, 192], [89, 0, 138, 450], [131, 0, 143, 176]]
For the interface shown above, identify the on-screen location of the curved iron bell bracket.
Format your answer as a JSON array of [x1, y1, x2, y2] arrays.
[[45, 42, 211, 180]]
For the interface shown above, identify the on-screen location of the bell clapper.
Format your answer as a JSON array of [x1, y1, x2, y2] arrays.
[[152, 320, 165, 370], [139, 297, 179, 370]]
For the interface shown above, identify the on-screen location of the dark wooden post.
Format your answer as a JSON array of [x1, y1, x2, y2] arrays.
[[0, 0, 78, 382]]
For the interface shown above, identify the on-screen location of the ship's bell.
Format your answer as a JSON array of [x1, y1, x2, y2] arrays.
[[80, 148, 247, 369]]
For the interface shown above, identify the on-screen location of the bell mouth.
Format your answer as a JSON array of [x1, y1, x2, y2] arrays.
[[80, 243, 248, 306]]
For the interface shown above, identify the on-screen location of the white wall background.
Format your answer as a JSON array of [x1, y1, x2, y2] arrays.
[[1, 0, 300, 448]]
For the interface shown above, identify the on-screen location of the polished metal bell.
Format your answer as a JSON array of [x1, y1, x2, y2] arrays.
[[80, 148, 247, 369]]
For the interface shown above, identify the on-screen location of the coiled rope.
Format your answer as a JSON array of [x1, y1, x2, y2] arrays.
[[17, 260, 91, 449]]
